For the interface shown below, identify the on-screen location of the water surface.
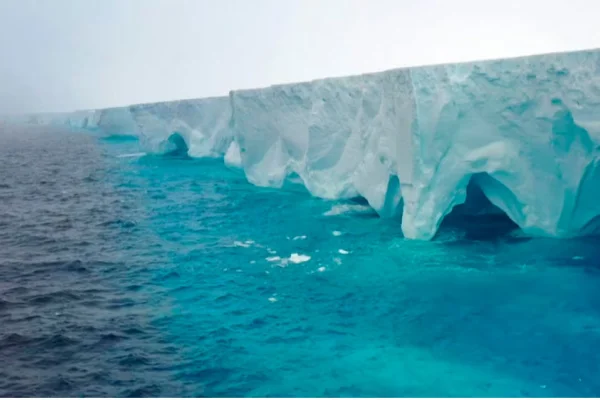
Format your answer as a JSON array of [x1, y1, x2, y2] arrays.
[[1, 126, 599, 397]]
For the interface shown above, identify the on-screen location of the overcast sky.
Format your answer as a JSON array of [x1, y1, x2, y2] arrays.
[[1, 0, 599, 114]]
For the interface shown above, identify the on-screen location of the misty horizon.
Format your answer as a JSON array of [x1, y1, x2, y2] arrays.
[[2, 0, 600, 115]]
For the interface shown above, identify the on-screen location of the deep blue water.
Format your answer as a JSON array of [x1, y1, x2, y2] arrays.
[[1, 126, 600, 397]]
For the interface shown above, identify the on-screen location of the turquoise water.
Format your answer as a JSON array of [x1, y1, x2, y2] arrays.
[[2, 126, 600, 397]]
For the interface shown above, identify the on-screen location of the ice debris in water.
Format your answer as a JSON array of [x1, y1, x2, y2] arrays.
[[268, 297, 277, 303], [332, 231, 342, 236], [233, 241, 251, 248], [289, 253, 311, 264], [292, 235, 307, 241], [117, 152, 147, 158], [338, 249, 349, 255], [318, 267, 326, 272], [323, 204, 373, 217], [266, 256, 281, 262]]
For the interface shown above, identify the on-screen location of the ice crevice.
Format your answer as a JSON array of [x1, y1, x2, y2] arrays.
[[6, 48, 600, 240]]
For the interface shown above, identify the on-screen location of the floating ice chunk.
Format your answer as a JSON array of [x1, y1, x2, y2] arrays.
[[289, 253, 311, 264], [318, 267, 326, 272], [268, 297, 277, 303], [266, 256, 281, 262], [117, 152, 147, 158], [332, 231, 342, 236], [338, 249, 349, 255], [292, 235, 307, 241]]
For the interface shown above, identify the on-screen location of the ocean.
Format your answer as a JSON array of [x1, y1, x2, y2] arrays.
[[1, 125, 600, 397]]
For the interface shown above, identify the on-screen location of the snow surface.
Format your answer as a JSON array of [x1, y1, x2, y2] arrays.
[[6, 48, 600, 240]]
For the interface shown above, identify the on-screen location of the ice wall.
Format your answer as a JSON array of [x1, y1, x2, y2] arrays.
[[119, 98, 233, 157], [230, 49, 600, 239], [5, 48, 600, 240], [5, 98, 233, 158], [404, 52, 600, 239], [0, 110, 97, 129], [230, 71, 413, 218]]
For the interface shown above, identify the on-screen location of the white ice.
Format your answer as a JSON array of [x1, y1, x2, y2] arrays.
[[289, 253, 311, 264], [9, 48, 600, 240]]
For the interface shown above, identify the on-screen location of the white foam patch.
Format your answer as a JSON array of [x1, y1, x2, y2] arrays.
[[324, 204, 373, 216], [233, 241, 251, 248], [332, 231, 342, 236], [292, 235, 307, 241], [266, 256, 281, 262], [289, 253, 311, 264], [318, 267, 326, 272], [338, 249, 349, 255], [333, 257, 342, 265], [268, 297, 277, 303], [267, 248, 277, 254]]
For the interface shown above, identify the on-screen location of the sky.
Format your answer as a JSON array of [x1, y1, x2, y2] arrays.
[[1, 0, 600, 114]]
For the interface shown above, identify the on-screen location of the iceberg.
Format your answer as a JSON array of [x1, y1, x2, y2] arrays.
[[5, 48, 600, 240]]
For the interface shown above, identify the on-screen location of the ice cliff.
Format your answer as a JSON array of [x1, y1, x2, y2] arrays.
[[6, 48, 600, 240]]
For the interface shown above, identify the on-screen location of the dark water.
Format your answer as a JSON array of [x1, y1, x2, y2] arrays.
[[1, 126, 600, 397]]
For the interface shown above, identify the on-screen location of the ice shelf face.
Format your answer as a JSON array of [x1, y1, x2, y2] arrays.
[[230, 71, 414, 218], [411, 51, 600, 240], [6, 49, 600, 240], [4, 98, 234, 158]]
